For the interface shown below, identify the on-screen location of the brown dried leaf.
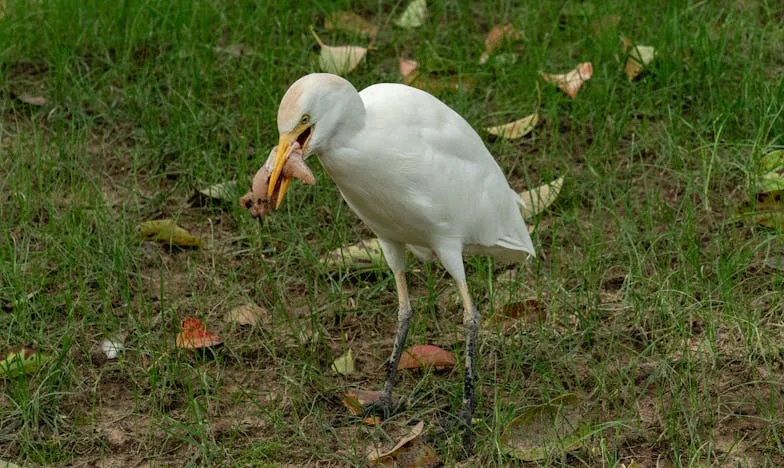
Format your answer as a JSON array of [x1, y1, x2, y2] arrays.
[[540, 62, 593, 98], [480, 24, 521, 65], [397, 344, 456, 370], [486, 113, 539, 139], [342, 389, 383, 415], [325, 11, 378, 38], [18, 93, 48, 106], [226, 303, 270, 326], [367, 421, 427, 464]]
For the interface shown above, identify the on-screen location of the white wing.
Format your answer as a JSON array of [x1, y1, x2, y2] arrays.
[[317, 83, 534, 262]]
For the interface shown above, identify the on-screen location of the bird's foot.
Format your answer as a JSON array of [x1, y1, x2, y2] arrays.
[[456, 405, 476, 456], [361, 395, 394, 420]]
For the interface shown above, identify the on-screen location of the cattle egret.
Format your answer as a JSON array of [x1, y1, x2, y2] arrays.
[[261, 73, 535, 450]]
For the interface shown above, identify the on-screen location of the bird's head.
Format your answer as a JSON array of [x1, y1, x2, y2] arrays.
[[267, 73, 364, 204]]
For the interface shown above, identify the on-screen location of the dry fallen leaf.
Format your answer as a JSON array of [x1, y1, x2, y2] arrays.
[[397, 344, 456, 370], [342, 389, 382, 415], [331, 348, 356, 376], [311, 28, 367, 75], [18, 93, 48, 106], [757, 149, 784, 193], [519, 176, 564, 219], [501, 393, 583, 461], [540, 62, 593, 98], [226, 303, 269, 326], [342, 389, 384, 426], [100, 335, 126, 360], [321, 238, 386, 271], [191, 180, 238, 206], [622, 38, 655, 80], [325, 11, 378, 38], [480, 24, 521, 65], [395, 0, 427, 29], [176, 317, 223, 349], [486, 113, 539, 140], [398, 57, 419, 79], [367, 421, 425, 463], [138, 219, 201, 248]]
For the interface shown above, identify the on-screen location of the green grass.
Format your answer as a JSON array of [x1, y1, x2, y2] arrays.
[[2, 0, 784, 465]]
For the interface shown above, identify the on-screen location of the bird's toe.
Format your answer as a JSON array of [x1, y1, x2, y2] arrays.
[[361, 396, 394, 420]]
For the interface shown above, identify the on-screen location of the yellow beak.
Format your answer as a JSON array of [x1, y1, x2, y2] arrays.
[[267, 126, 309, 208]]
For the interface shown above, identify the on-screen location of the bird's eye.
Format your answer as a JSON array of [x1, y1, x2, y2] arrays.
[[300, 114, 310, 125]]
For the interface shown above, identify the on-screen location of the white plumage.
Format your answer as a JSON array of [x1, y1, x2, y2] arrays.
[[265, 73, 535, 451]]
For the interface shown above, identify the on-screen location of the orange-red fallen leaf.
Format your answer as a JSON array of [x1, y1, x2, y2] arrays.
[[325, 11, 378, 38], [397, 344, 456, 370], [176, 317, 222, 349], [367, 421, 425, 464], [539, 62, 593, 98], [398, 57, 419, 79], [480, 24, 521, 64]]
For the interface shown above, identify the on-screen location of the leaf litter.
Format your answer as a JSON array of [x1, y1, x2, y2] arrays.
[[226, 302, 270, 327], [321, 238, 386, 271], [486, 113, 539, 140], [310, 28, 367, 75], [540, 62, 593, 98], [367, 421, 439, 466], [176, 317, 223, 350], [621, 37, 655, 81], [397, 344, 455, 370], [395, 0, 427, 29], [480, 24, 521, 65], [331, 348, 356, 376], [500, 393, 584, 461], [138, 219, 201, 248], [518, 176, 565, 219]]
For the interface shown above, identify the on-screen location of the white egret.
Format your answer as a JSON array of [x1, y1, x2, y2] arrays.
[[259, 73, 535, 449]]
